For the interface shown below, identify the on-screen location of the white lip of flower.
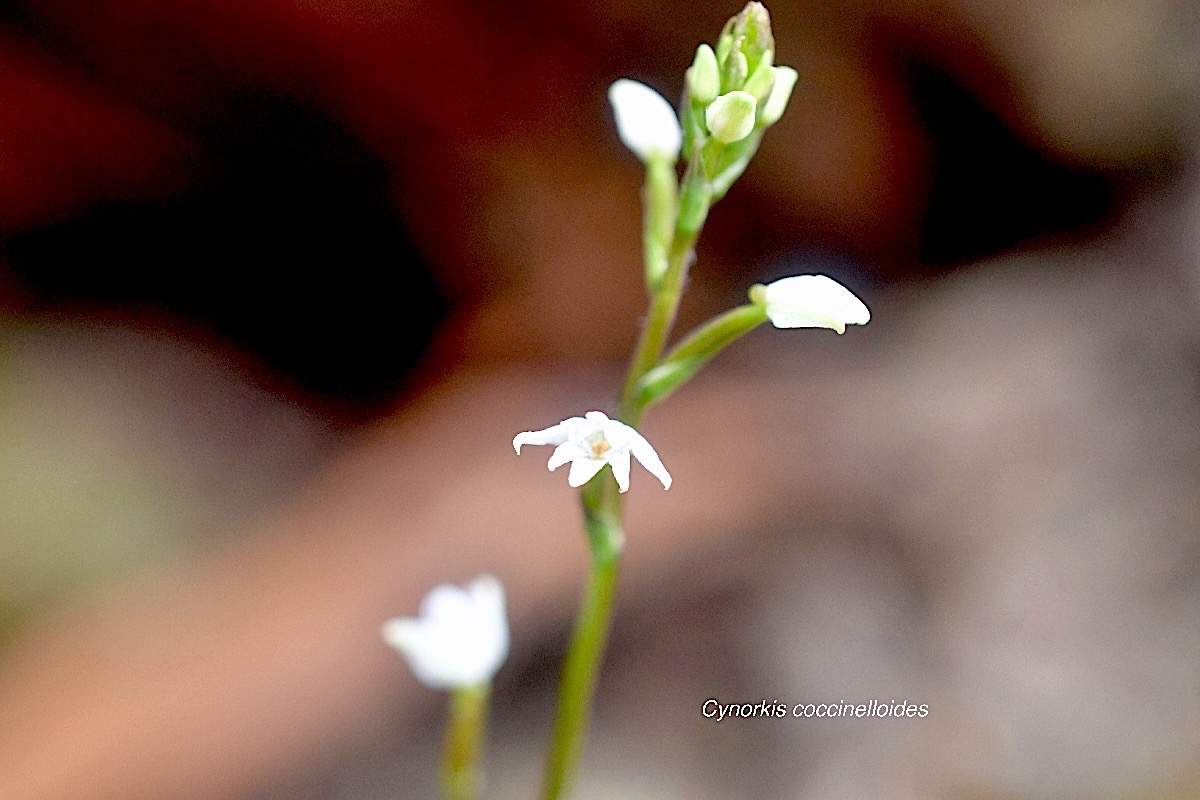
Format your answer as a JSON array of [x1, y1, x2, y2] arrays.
[[608, 79, 683, 163], [754, 274, 871, 334], [513, 411, 671, 492], [381, 575, 509, 690]]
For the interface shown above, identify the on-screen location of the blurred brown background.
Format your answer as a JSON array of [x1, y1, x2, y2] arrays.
[[0, 0, 1198, 798]]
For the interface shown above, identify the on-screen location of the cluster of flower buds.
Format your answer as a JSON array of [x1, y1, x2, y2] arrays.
[[684, 2, 798, 152], [607, 2, 796, 183]]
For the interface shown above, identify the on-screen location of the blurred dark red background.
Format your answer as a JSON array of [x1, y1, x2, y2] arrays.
[[1, 0, 1178, 418]]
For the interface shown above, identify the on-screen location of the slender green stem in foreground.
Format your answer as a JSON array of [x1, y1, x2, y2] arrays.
[[540, 478, 624, 800], [619, 236, 694, 422], [441, 682, 490, 800]]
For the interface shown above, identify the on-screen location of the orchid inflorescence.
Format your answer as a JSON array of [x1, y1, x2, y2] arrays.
[[381, 5, 869, 800]]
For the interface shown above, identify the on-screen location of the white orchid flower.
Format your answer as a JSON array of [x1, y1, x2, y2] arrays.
[[608, 79, 683, 163], [753, 274, 871, 334], [513, 411, 671, 492], [381, 575, 509, 690]]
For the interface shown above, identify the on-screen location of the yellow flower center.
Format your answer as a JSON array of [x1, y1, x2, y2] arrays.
[[585, 431, 612, 458]]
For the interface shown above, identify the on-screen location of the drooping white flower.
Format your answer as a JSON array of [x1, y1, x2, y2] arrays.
[[753, 274, 871, 334], [608, 79, 683, 163], [513, 411, 671, 492], [381, 575, 509, 690]]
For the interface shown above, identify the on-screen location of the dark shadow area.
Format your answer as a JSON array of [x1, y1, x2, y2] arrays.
[[1, 90, 446, 421], [909, 60, 1117, 268]]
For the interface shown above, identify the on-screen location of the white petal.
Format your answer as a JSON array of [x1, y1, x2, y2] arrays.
[[609, 79, 683, 162], [547, 441, 582, 471], [764, 307, 848, 333], [465, 575, 510, 680], [466, 575, 506, 631], [595, 416, 632, 451], [762, 275, 870, 334], [627, 429, 672, 490], [420, 583, 473, 624], [609, 451, 631, 493], [513, 418, 584, 454], [380, 617, 422, 654], [567, 457, 608, 487], [381, 617, 459, 689]]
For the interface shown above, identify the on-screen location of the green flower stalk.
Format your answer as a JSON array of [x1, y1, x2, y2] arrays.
[[441, 683, 491, 800]]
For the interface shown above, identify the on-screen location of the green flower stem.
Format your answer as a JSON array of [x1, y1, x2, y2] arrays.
[[619, 165, 713, 424], [661, 302, 768, 363], [540, 477, 624, 800], [544, 76, 760, 798], [634, 303, 769, 409], [543, 165, 698, 799], [542, 136, 729, 800], [642, 157, 677, 291], [710, 130, 763, 200], [441, 682, 491, 800]]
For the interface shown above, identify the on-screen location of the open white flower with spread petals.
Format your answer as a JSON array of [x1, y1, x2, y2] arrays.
[[514, 411, 671, 492], [608, 79, 683, 163], [381, 575, 509, 690], [752, 274, 871, 334]]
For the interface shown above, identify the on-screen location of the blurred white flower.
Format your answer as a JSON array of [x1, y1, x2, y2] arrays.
[[381, 575, 509, 690], [755, 275, 871, 334], [608, 79, 683, 163], [514, 411, 671, 492]]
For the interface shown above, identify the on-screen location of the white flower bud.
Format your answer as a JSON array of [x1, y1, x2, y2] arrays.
[[753, 274, 870, 334], [608, 79, 683, 163], [687, 44, 720, 106], [758, 66, 798, 126], [742, 59, 776, 105], [705, 90, 757, 144]]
